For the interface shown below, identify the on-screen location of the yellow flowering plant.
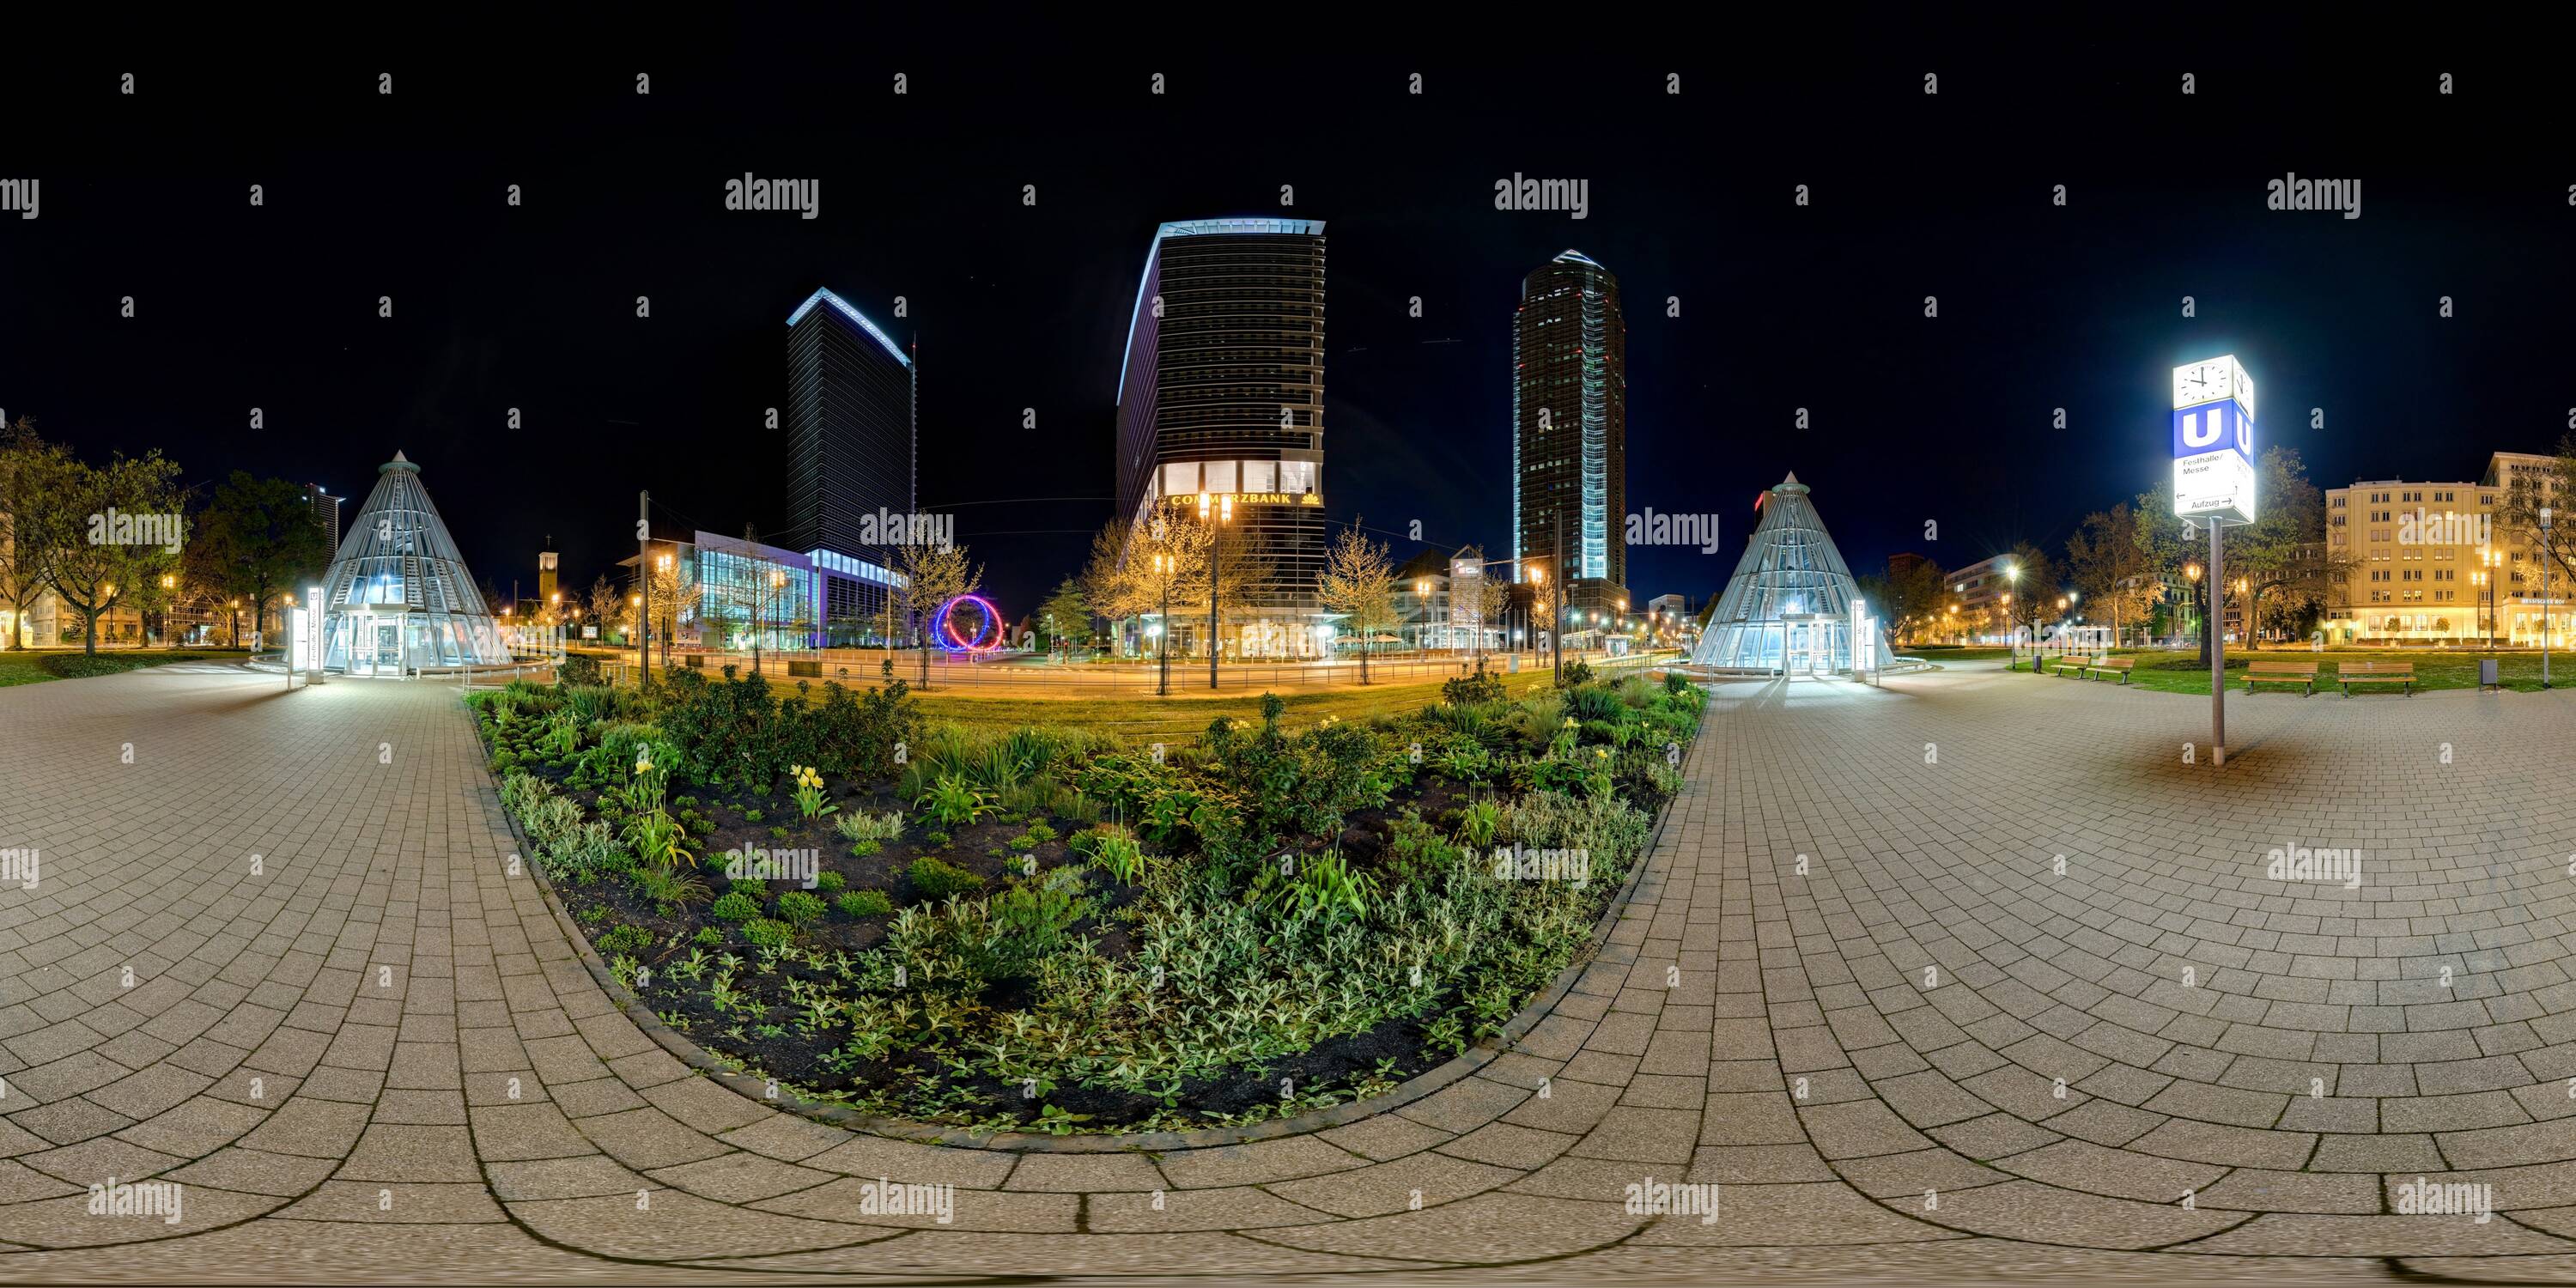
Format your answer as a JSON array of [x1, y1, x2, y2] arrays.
[[789, 763, 839, 820]]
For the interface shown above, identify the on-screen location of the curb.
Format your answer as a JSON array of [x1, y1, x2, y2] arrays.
[[485, 698, 1693, 1155]]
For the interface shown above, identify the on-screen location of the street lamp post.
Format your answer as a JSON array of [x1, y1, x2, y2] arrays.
[[2545, 507, 2555, 689], [2003, 563, 2027, 672], [755, 568, 786, 677], [1529, 564, 1546, 669], [1551, 507, 1564, 685], [1199, 490, 1230, 689], [2470, 567, 2487, 648], [2482, 547, 2500, 652], [1154, 551, 1173, 696], [2185, 560, 2205, 659]]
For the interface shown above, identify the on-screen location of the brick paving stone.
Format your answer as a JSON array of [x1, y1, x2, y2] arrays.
[[15, 661, 2576, 1273]]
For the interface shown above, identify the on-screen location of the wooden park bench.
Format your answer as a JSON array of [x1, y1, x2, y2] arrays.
[[2069, 656, 2134, 683], [2245, 659, 2318, 696], [2336, 659, 2413, 696], [2046, 653, 2093, 677]]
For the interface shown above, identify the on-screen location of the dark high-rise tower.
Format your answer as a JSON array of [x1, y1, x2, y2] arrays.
[[303, 483, 342, 554], [1114, 218, 1329, 654], [784, 287, 914, 569], [1512, 250, 1628, 622]]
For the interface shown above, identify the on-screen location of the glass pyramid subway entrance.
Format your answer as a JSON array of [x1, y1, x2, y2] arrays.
[[318, 452, 511, 673], [1689, 472, 1891, 673]]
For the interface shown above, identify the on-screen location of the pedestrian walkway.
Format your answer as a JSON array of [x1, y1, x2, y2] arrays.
[[3, 660, 2574, 1282]]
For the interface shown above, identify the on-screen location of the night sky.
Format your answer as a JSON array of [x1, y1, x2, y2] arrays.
[[7, 20, 2567, 620]]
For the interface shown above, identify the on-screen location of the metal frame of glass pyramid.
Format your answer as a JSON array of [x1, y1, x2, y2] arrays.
[[317, 452, 511, 673], [1689, 472, 1892, 673]]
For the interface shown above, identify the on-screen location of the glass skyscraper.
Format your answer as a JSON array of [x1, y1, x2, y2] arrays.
[[784, 287, 911, 645], [1114, 218, 1330, 657], [1512, 250, 1628, 620]]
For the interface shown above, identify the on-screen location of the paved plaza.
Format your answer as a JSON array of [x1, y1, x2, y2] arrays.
[[4, 659, 2576, 1283]]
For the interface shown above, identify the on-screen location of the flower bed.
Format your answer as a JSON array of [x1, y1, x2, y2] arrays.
[[472, 661, 1704, 1135]]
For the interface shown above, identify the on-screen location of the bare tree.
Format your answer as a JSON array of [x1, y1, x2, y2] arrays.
[[2000, 542, 2064, 671], [1316, 519, 1397, 683], [2065, 503, 2154, 648], [896, 538, 982, 679], [2498, 434, 2576, 589], [586, 574, 623, 641]]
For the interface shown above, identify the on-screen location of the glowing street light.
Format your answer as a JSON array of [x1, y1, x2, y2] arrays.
[[1199, 490, 1232, 686]]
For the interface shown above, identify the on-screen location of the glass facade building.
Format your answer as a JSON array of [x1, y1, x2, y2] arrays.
[[1690, 473, 1890, 674], [785, 287, 914, 580], [318, 452, 511, 674], [1114, 218, 1331, 655], [1512, 250, 1627, 618], [783, 287, 913, 641], [632, 531, 905, 654]]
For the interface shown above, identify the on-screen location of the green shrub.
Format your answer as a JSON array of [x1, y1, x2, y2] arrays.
[[693, 926, 723, 946], [710, 890, 761, 922], [815, 871, 847, 893], [39, 653, 167, 678], [837, 889, 893, 918], [500, 771, 555, 817], [908, 855, 984, 901], [1663, 670, 1692, 696], [654, 665, 784, 791], [597, 924, 653, 957], [785, 677, 922, 782], [1559, 658, 1595, 687], [848, 838, 883, 858], [556, 654, 605, 686], [1564, 684, 1625, 724], [775, 890, 828, 928], [521, 796, 584, 849], [990, 870, 1092, 969], [541, 821, 629, 882], [741, 918, 793, 950], [837, 809, 905, 841], [1456, 798, 1504, 848], [1088, 830, 1145, 884], [1442, 668, 1507, 707], [1266, 849, 1377, 925], [916, 775, 994, 827], [632, 866, 707, 912]]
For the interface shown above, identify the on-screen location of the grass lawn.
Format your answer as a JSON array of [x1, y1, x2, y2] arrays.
[[914, 670, 1570, 744], [0, 648, 250, 687], [2008, 647, 2563, 695], [663, 657, 1679, 746]]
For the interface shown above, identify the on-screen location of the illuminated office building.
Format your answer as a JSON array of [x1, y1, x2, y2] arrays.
[[1113, 217, 1329, 658], [1512, 250, 1627, 619]]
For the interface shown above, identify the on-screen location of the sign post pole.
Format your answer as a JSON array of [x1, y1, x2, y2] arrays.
[[2171, 354, 2256, 769], [2209, 519, 2225, 766]]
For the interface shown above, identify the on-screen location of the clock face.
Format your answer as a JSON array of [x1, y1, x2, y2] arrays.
[[2172, 355, 2252, 417], [2172, 360, 2228, 408]]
